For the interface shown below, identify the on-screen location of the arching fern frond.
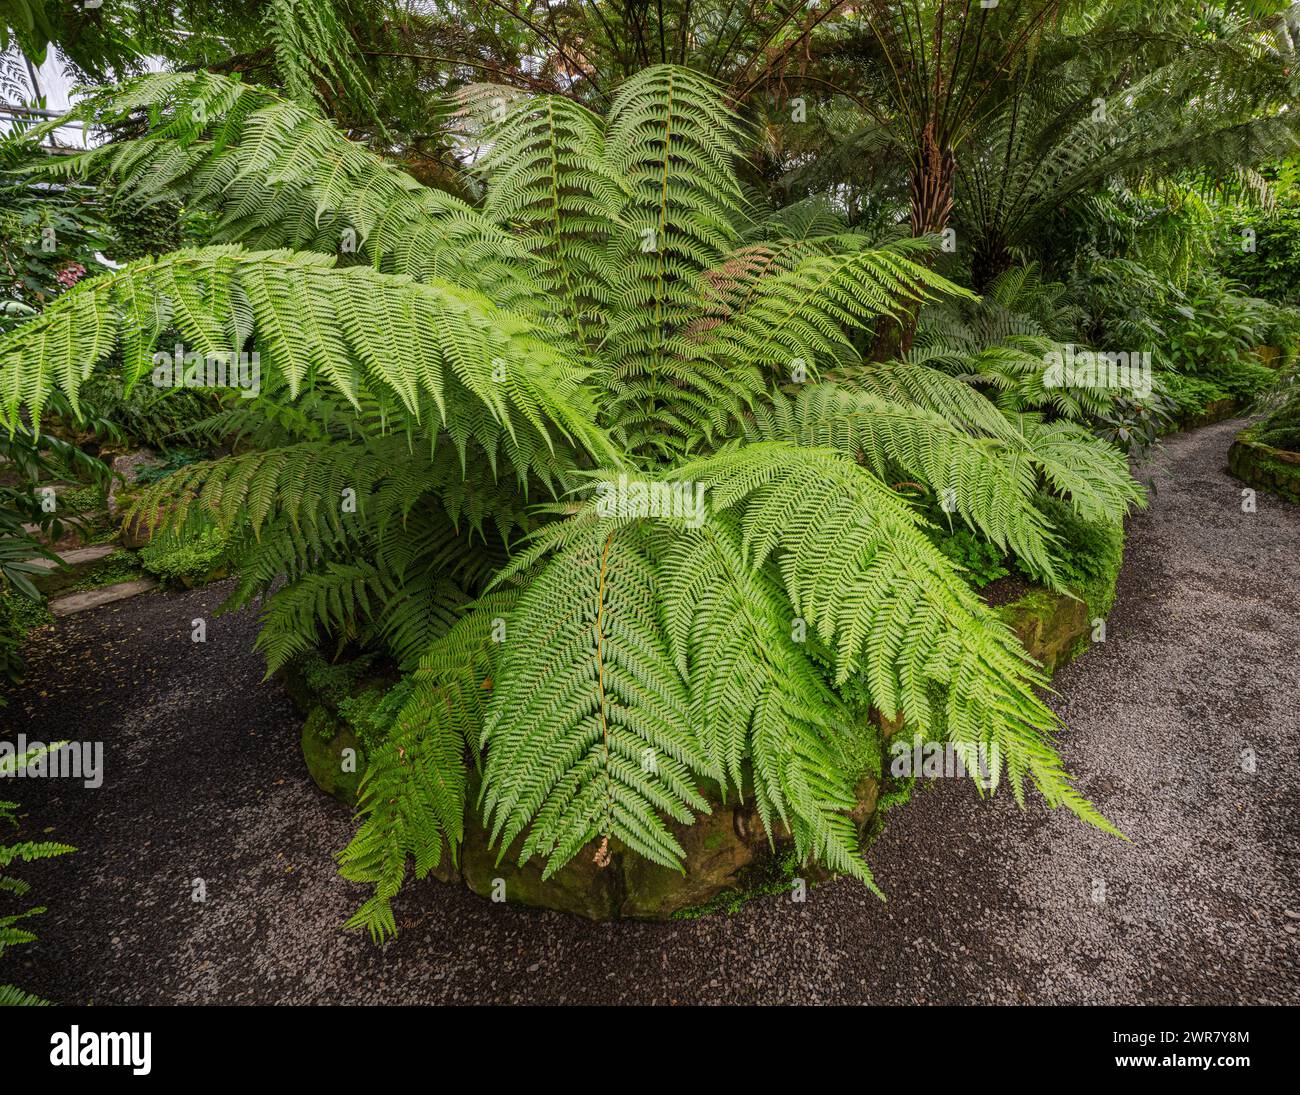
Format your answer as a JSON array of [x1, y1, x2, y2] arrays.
[[0, 247, 618, 473], [671, 443, 1122, 836], [703, 237, 975, 379], [338, 591, 515, 942], [480, 522, 715, 876], [839, 362, 1145, 527], [662, 517, 878, 888], [29, 72, 529, 298], [744, 384, 1061, 582]]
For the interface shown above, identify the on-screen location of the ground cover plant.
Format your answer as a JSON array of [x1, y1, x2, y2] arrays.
[[0, 742, 75, 1006]]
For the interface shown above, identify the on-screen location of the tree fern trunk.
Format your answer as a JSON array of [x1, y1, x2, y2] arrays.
[[971, 234, 1013, 294], [871, 123, 954, 361]]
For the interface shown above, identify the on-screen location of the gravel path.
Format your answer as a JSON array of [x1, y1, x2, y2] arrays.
[[3, 417, 1297, 1005]]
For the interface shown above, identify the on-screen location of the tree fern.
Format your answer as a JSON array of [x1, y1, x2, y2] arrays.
[[0, 63, 1143, 937]]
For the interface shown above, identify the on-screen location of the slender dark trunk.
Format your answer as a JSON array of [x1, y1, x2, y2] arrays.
[[871, 122, 954, 361], [971, 234, 1013, 294]]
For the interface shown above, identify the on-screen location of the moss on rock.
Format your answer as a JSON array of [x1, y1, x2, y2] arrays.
[[460, 809, 625, 921], [999, 588, 1090, 676], [299, 707, 364, 804], [138, 529, 229, 587], [1229, 426, 1300, 504]]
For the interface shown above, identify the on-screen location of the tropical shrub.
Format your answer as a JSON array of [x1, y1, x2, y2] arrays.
[[1220, 160, 1300, 304], [1156, 372, 1233, 420], [0, 137, 108, 318], [79, 372, 217, 453], [1255, 418, 1300, 451], [1076, 258, 1289, 411], [0, 65, 1145, 939]]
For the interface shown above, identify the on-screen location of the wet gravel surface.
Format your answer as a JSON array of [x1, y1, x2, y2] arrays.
[[3, 418, 1298, 1004]]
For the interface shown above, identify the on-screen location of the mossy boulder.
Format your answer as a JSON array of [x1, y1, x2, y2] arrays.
[[1228, 427, 1300, 504], [460, 777, 626, 919], [279, 651, 398, 806], [999, 587, 1091, 676], [281, 650, 882, 919], [620, 799, 762, 919], [282, 650, 883, 919], [1181, 396, 1241, 430], [300, 707, 364, 804], [457, 770, 881, 920]]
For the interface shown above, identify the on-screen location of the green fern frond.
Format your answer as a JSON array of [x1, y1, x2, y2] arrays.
[[481, 521, 715, 877], [0, 841, 76, 868], [338, 593, 514, 940], [264, 0, 375, 112], [0, 247, 618, 470], [662, 517, 878, 887], [0, 983, 50, 1006], [475, 93, 625, 349], [745, 384, 1061, 583], [705, 238, 975, 379], [841, 362, 1145, 527], [671, 443, 1123, 837], [29, 72, 529, 297]]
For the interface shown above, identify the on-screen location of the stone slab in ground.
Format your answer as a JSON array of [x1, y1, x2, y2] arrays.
[[24, 544, 118, 572], [49, 578, 158, 616]]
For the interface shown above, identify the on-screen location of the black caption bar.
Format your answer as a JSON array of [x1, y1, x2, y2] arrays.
[[1, 1003, 1290, 1081]]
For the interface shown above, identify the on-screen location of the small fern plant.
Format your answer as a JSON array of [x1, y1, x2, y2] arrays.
[[1, 65, 1142, 939], [1, 743, 75, 1006]]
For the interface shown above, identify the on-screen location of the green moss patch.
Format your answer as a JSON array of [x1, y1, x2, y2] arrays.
[[138, 529, 229, 587], [299, 708, 364, 804], [68, 550, 143, 592], [0, 591, 55, 640]]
